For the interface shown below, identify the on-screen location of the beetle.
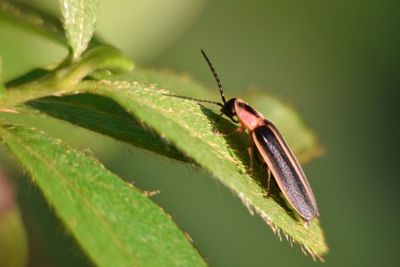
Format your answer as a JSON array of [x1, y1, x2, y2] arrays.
[[189, 50, 319, 226]]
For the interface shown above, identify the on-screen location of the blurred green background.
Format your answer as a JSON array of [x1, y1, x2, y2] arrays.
[[1, 0, 399, 266]]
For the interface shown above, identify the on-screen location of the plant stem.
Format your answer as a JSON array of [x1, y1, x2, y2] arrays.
[[0, 46, 133, 108]]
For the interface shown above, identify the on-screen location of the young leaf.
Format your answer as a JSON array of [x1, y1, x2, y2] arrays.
[[59, 0, 99, 59], [65, 79, 328, 258], [0, 124, 206, 267]]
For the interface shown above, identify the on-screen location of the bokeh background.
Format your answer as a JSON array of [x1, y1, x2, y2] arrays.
[[1, 0, 400, 266]]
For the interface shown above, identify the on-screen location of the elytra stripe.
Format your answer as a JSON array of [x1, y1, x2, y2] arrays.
[[252, 121, 318, 221], [264, 119, 318, 209]]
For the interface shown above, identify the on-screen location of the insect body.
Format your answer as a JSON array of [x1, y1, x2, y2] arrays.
[[198, 50, 319, 225]]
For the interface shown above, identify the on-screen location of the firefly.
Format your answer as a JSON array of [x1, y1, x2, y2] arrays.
[[177, 50, 319, 226]]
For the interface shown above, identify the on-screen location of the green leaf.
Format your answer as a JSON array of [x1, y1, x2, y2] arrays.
[[4, 67, 325, 257], [27, 93, 188, 162], [0, 124, 206, 267], [2, 65, 326, 257], [60, 0, 99, 59], [98, 69, 322, 163], [25, 69, 319, 165], [61, 78, 328, 259]]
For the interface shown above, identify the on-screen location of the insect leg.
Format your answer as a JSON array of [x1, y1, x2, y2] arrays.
[[247, 146, 254, 175], [246, 137, 263, 175], [246, 138, 274, 198], [260, 167, 272, 198], [214, 125, 244, 137], [266, 168, 272, 197], [215, 112, 224, 123], [249, 142, 272, 197]]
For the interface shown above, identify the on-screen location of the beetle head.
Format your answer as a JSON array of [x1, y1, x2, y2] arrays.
[[221, 98, 238, 123]]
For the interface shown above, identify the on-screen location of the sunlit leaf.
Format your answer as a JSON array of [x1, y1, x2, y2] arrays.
[[0, 124, 206, 267]]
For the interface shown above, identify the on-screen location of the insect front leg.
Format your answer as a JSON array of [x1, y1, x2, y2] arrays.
[[214, 124, 245, 137]]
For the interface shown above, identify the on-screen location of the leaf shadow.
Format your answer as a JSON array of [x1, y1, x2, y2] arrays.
[[27, 93, 191, 163]]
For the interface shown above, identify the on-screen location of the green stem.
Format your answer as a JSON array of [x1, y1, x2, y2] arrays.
[[0, 82, 69, 107], [0, 46, 133, 108]]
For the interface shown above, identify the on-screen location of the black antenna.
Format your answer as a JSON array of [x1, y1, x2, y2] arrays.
[[163, 93, 223, 107], [201, 50, 227, 104]]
